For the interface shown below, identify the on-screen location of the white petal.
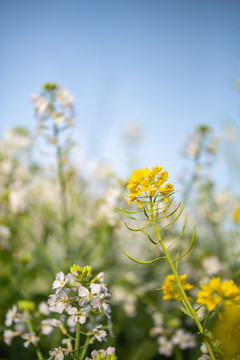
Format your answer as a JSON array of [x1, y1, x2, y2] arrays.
[[68, 307, 77, 315], [78, 286, 89, 297], [52, 280, 61, 289], [90, 283, 101, 295]]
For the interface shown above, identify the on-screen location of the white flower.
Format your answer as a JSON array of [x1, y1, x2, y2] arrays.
[[9, 187, 26, 213], [78, 283, 101, 307], [172, 329, 196, 350], [5, 305, 18, 326], [62, 338, 72, 351], [0, 225, 10, 239], [21, 332, 40, 348], [48, 291, 71, 313], [41, 319, 62, 335], [157, 336, 173, 357], [49, 346, 69, 360], [87, 346, 116, 360], [57, 88, 74, 107], [91, 325, 107, 342], [52, 113, 65, 125], [52, 271, 67, 291], [4, 330, 18, 345], [31, 95, 49, 114], [67, 307, 87, 324], [39, 301, 50, 315]]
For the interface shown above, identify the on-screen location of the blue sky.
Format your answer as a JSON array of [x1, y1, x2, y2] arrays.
[[0, 0, 240, 184]]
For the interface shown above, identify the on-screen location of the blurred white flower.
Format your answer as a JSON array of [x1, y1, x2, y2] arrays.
[[5, 305, 18, 326], [9, 186, 27, 213], [157, 336, 173, 357], [21, 332, 39, 348], [171, 329, 196, 350], [39, 301, 50, 315], [202, 256, 224, 276], [3, 330, 18, 345]]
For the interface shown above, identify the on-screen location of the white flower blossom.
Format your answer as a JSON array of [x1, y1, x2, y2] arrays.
[[21, 332, 40, 348], [172, 329, 196, 350], [62, 338, 72, 351], [78, 283, 101, 307], [91, 325, 107, 342], [41, 319, 62, 335], [4, 330, 18, 345], [39, 301, 50, 315], [86, 346, 116, 360], [52, 271, 67, 291], [67, 307, 87, 324], [157, 336, 173, 357], [5, 305, 18, 326], [49, 346, 69, 360], [48, 291, 71, 313]]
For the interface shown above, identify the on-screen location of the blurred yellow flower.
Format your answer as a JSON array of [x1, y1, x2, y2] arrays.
[[162, 274, 193, 301], [233, 205, 240, 223], [197, 277, 240, 311], [127, 166, 174, 208]]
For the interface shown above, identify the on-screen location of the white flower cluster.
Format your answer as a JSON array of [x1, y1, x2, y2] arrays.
[[86, 346, 117, 360], [4, 265, 113, 360], [48, 266, 111, 334], [31, 83, 75, 131], [149, 312, 196, 357], [4, 302, 39, 347]]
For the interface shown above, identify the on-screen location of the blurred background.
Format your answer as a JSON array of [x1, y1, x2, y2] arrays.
[[1, 0, 240, 182], [1, 1, 240, 360]]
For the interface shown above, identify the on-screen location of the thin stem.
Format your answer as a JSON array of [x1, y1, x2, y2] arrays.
[[53, 124, 69, 244], [75, 322, 81, 359], [79, 336, 90, 360], [26, 316, 44, 360], [150, 198, 216, 360]]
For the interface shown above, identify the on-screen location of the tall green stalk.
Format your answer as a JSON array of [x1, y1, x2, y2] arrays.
[[150, 198, 216, 360]]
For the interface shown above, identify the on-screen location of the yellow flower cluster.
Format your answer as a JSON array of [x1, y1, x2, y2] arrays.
[[70, 264, 92, 280], [17, 300, 35, 312], [162, 274, 193, 301], [233, 205, 240, 223], [127, 166, 174, 208], [197, 277, 240, 311]]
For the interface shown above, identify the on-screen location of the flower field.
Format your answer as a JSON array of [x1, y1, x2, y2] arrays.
[[1, 84, 240, 360]]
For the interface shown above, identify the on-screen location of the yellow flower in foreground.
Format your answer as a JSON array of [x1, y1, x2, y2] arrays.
[[197, 277, 240, 311], [233, 205, 240, 223], [162, 274, 193, 301], [127, 166, 174, 208]]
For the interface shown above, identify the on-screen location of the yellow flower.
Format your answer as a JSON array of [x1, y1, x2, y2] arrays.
[[18, 300, 35, 312], [233, 205, 240, 223], [197, 277, 240, 311], [162, 274, 193, 301], [127, 166, 174, 208]]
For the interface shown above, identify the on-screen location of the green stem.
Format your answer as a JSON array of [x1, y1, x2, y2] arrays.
[[54, 124, 69, 245], [75, 322, 81, 359], [79, 336, 90, 360], [150, 199, 216, 360], [26, 316, 44, 360], [174, 347, 183, 360]]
